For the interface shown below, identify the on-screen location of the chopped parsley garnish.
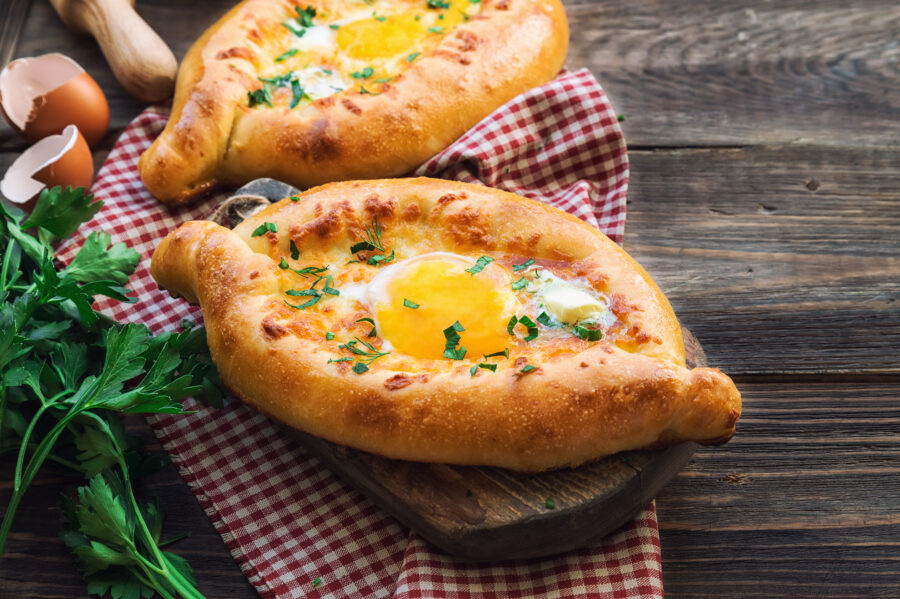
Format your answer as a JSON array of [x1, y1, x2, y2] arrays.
[[545, 498, 555, 509], [507, 315, 538, 341], [407, 52, 421, 62], [469, 0, 481, 3], [351, 217, 394, 265], [351, 66, 375, 79], [325, 331, 335, 340], [359, 86, 373, 95], [284, 274, 339, 309], [512, 258, 534, 272], [291, 265, 328, 278], [312, 577, 323, 588], [279, 257, 290, 269], [290, 78, 305, 109], [443, 321, 467, 360], [536, 311, 555, 327], [573, 324, 603, 341], [328, 357, 353, 363], [374, 14, 386, 21], [428, 25, 444, 34], [617, 114, 626, 122], [251, 221, 278, 237], [403, 298, 420, 309], [427, 0, 451, 8], [329, 23, 340, 29], [375, 77, 393, 84], [356, 317, 377, 337], [338, 337, 390, 373], [282, 21, 307, 36], [289, 195, 300, 202], [521, 364, 537, 374], [295, 5, 317, 27], [466, 255, 494, 275], [248, 87, 273, 107], [290, 240, 300, 259], [511, 277, 528, 291], [483, 348, 509, 359], [469, 363, 497, 376], [275, 48, 299, 62]]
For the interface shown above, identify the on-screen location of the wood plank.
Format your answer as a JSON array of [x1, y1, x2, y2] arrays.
[[567, 0, 900, 146], [656, 381, 900, 598], [625, 144, 900, 375]]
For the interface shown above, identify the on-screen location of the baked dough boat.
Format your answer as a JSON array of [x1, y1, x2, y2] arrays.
[[151, 178, 741, 471], [138, 0, 568, 204]]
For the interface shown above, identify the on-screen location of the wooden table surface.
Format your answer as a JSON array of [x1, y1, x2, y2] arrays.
[[1, 0, 898, 597]]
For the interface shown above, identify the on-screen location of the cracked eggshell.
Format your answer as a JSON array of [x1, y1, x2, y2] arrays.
[[0, 124, 94, 211], [0, 53, 109, 147]]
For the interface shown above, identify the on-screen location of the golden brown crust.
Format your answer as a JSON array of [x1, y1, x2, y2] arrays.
[[151, 178, 741, 471], [138, 0, 569, 204]]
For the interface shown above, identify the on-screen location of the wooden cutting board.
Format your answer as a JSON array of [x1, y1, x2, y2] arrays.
[[219, 179, 703, 561]]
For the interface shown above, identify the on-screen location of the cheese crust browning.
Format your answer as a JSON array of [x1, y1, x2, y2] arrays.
[[138, 0, 569, 204], [151, 179, 741, 471]]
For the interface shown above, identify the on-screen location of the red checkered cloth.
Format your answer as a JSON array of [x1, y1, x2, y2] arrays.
[[57, 68, 662, 599]]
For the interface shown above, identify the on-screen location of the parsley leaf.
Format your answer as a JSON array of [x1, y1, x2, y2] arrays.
[[466, 255, 494, 275], [22, 186, 103, 239], [443, 321, 467, 360]]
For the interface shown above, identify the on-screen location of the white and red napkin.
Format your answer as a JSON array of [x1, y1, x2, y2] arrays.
[[57, 68, 662, 599]]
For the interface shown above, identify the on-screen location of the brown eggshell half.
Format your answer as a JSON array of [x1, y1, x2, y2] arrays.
[[0, 53, 110, 147], [0, 124, 94, 212]]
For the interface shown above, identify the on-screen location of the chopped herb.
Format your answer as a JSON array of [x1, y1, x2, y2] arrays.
[[356, 317, 377, 337], [251, 222, 278, 237], [415, 14, 421, 20], [295, 5, 317, 27], [545, 498, 555, 509], [328, 357, 353, 363], [374, 15, 386, 21], [407, 52, 421, 62], [573, 325, 603, 341], [403, 298, 420, 309], [460, 10, 471, 21], [279, 257, 290, 269], [367, 249, 395, 265], [507, 315, 518, 335], [290, 240, 300, 260], [351, 66, 374, 79], [275, 48, 299, 62], [520, 315, 539, 341], [508, 315, 538, 341], [329, 23, 340, 29], [521, 364, 537, 374], [359, 86, 372, 94], [512, 258, 535, 272], [282, 21, 306, 36], [325, 331, 335, 340], [285, 296, 321, 310], [466, 255, 494, 275], [469, 363, 497, 376], [248, 87, 273, 107], [322, 68, 333, 75], [284, 273, 338, 309], [536, 311, 554, 327], [289, 195, 300, 202], [375, 77, 393, 83], [290, 265, 328, 278], [443, 321, 467, 360], [338, 337, 390, 372], [438, 13, 444, 19], [483, 348, 509, 359], [312, 576, 323, 588], [617, 114, 626, 122], [511, 277, 528, 291], [289, 78, 305, 109], [469, 0, 481, 3], [427, 0, 451, 7], [428, 25, 444, 33]]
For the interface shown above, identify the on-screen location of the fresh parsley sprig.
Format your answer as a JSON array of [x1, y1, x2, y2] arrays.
[[350, 217, 395, 266], [336, 337, 390, 373], [0, 187, 222, 598]]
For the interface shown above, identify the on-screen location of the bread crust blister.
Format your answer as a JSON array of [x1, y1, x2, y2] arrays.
[[138, 0, 569, 204], [151, 178, 741, 471]]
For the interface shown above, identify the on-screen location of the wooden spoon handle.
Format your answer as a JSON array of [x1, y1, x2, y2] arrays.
[[49, 0, 177, 103]]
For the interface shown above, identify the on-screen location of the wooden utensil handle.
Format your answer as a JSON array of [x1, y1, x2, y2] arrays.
[[50, 0, 177, 103]]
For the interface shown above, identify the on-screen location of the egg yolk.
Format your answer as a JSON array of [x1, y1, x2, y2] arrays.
[[337, 15, 424, 60], [374, 258, 515, 360]]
